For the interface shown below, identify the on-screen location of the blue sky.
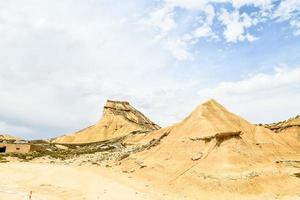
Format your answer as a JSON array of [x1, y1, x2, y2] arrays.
[[0, 0, 299, 139]]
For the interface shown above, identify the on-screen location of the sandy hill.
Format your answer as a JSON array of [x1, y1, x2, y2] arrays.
[[264, 115, 300, 147], [121, 99, 300, 199], [265, 115, 300, 131], [53, 100, 160, 144], [0, 134, 22, 142]]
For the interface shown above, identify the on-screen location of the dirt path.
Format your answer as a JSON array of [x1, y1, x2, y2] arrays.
[[0, 162, 165, 200]]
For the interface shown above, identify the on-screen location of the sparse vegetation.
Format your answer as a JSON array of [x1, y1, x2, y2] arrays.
[[0, 154, 9, 163], [2, 141, 121, 161], [0, 133, 154, 163]]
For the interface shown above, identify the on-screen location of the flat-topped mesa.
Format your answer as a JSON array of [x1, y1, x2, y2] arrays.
[[53, 100, 160, 144], [102, 100, 160, 130], [104, 100, 130, 110]]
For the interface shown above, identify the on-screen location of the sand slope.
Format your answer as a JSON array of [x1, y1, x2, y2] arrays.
[[0, 162, 173, 200], [2, 99, 300, 200], [265, 116, 300, 148], [53, 100, 160, 144], [121, 99, 300, 199]]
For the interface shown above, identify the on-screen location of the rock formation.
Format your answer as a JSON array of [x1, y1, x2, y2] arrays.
[[0, 134, 22, 142], [53, 100, 160, 144], [264, 115, 300, 148], [120, 99, 299, 198]]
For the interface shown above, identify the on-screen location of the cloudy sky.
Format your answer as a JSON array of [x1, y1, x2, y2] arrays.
[[0, 0, 299, 139]]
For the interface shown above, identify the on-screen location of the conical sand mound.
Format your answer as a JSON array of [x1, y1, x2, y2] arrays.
[[121, 99, 297, 187], [127, 99, 288, 149], [53, 100, 160, 144]]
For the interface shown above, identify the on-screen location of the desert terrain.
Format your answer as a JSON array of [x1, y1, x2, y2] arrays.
[[1, 0, 300, 199], [0, 162, 172, 200], [1, 100, 300, 200]]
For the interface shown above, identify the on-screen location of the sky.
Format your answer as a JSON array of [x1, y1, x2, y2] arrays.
[[0, 0, 299, 139]]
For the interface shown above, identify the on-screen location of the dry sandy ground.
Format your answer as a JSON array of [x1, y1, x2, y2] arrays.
[[0, 162, 299, 200], [0, 162, 169, 200]]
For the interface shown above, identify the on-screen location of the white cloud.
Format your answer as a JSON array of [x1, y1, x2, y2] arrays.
[[165, 0, 208, 10], [273, 0, 300, 36], [140, 0, 218, 59], [273, 0, 300, 20], [244, 33, 258, 41], [193, 24, 215, 38], [139, 5, 177, 38], [164, 38, 191, 60], [140, 0, 300, 50], [231, 0, 273, 9], [0, 0, 175, 139], [198, 67, 300, 123], [192, 4, 217, 39], [0, 121, 34, 137], [290, 20, 300, 36], [205, 4, 216, 25], [218, 9, 257, 42], [0, 0, 299, 140]]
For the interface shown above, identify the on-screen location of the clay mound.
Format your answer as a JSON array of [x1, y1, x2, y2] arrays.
[[0, 134, 22, 142], [265, 115, 300, 131], [121, 99, 297, 183], [53, 100, 160, 144], [265, 115, 300, 147]]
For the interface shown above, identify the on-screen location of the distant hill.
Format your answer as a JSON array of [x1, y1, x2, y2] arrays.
[[0, 134, 22, 142]]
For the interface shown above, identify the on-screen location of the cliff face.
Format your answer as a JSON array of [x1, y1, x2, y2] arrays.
[[103, 100, 160, 131], [53, 100, 160, 144]]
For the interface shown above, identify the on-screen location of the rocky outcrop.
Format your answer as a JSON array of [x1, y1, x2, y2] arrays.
[[264, 115, 300, 133], [264, 115, 300, 147], [103, 100, 160, 131], [53, 100, 160, 144]]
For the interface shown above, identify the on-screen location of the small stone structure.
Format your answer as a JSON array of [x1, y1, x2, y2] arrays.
[[0, 143, 43, 153]]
